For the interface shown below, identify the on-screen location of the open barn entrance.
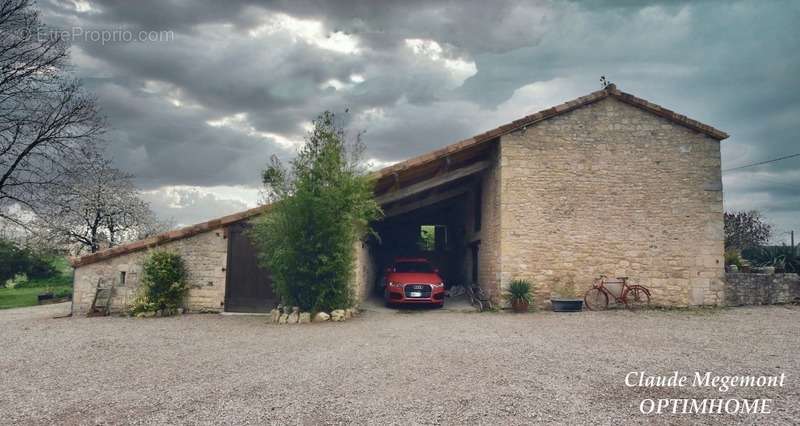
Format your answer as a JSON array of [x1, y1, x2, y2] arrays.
[[366, 140, 496, 305], [373, 190, 471, 292]]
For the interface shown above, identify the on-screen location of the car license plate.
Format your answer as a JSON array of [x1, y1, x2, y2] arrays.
[[409, 291, 422, 297]]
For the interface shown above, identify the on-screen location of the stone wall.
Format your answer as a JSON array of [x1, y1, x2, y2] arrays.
[[497, 97, 724, 307], [725, 273, 800, 306], [72, 228, 228, 315], [477, 148, 503, 300], [353, 240, 376, 303]]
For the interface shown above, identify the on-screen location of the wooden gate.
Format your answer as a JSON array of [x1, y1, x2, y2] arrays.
[[224, 222, 275, 312]]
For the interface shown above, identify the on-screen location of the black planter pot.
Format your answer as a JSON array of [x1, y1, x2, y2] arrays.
[[551, 298, 583, 312], [37, 293, 54, 304]]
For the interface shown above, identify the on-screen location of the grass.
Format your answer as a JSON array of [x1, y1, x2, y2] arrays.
[[0, 256, 72, 310]]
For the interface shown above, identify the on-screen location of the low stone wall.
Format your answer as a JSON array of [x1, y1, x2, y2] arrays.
[[724, 272, 800, 306]]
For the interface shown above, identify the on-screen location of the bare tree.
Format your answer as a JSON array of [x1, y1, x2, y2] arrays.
[[0, 0, 104, 226], [34, 155, 168, 254]]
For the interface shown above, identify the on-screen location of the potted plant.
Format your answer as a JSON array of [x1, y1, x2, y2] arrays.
[[550, 274, 583, 312], [505, 279, 533, 313], [739, 259, 752, 273], [724, 250, 742, 273]]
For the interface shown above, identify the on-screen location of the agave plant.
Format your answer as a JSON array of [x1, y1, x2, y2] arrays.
[[744, 245, 800, 273], [505, 279, 534, 303]]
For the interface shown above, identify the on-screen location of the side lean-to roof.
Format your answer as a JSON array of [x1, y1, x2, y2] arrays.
[[70, 84, 728, 267]]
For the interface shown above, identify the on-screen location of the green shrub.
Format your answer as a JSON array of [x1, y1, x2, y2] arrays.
[[129, 250, 188, 315], [724, 250, 743, 268], [53, 287, 72, 299], [5, 273, 29, 289], [0, 239, 56, 284], [505, 279, 534, 303], [250, 112, 381, 312]]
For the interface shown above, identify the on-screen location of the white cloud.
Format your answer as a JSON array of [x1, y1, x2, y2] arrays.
[[206, 113, 304, 150], [249, 13, 361, 54], [140, 185, 260, 227], [404, 38, 477, 86], [140, 80, 204, 109], [71, 0, 95, 13]]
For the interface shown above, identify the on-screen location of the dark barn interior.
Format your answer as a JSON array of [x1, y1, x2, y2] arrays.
[[366, 139, 498, 297], [371, 186, 471, 292]]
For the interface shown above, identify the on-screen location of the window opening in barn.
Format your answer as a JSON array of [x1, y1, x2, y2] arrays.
[[418, 225, 448, 252]]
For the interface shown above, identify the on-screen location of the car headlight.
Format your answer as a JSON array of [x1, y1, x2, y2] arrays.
[[388, 281, 404, 288], [432, 282, 445, 288]]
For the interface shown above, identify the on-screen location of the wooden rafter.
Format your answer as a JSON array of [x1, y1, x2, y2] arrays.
[[376, 160, 489, 205]]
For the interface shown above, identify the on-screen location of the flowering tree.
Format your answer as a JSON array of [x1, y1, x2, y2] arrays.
[[724, 210, 772, 252]]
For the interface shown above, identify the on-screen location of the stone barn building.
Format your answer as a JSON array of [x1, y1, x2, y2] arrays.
[[70, 84, 728, 314]]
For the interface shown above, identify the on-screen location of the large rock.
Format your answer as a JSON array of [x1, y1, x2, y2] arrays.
[[269, 308, 280, 323], [298, 312, 311, 324], [313, 312, 330, 322], [278, 313, 288, 324], [287, 310, 299, 324], [330, 309, 346, 322]]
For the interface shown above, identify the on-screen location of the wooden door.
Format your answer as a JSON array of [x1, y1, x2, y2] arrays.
[[225, 222, 275, 312]]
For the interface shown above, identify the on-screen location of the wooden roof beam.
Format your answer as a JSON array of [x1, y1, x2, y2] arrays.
[[383, 185, 471, 218], [376, 160, 489, 206]]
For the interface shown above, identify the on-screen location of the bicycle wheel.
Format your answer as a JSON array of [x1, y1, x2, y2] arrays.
[[584, 288, 608, 311], [624, 286, 650, 310]]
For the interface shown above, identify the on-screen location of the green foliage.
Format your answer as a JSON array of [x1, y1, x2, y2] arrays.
[[0, 239, 56, 285], [0, 253, 72, 309], [743, 245, 800, 273], [5, 273, 28, 288], [418, 225, 435, 251], [53, 287, 72, 299], [250, 111, 382, 312], [129, 250, 188, 315], [724, 250, 742, 268], [7, 263, 72, 289], [505, 279, 534, 303]]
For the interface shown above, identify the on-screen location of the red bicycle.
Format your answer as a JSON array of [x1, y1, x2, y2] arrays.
[[583, 275, 651, 311]]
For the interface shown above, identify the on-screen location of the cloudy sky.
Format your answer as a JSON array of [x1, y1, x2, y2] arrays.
[[37, 0, 799, 242]]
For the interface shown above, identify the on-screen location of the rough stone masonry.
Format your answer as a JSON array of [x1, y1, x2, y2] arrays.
[[495, 96, 724, 307]]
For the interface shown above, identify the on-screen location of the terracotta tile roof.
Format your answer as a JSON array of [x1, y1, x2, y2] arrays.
[[69, 205, 271, 267], [371, 83, 728, 182], [70, 84, 728, 268]]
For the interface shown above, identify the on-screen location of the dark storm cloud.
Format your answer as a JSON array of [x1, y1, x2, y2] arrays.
[[34, 0, 800, 234]]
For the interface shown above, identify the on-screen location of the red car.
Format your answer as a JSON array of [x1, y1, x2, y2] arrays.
[[383, 257, 445, 307]]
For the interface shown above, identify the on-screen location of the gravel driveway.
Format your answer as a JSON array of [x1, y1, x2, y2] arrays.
[[1, 302, 798, 425]]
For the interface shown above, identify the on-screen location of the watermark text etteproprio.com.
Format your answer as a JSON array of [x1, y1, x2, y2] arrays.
[[627, 371, 787, 415], [15, 27, 174, 45]]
